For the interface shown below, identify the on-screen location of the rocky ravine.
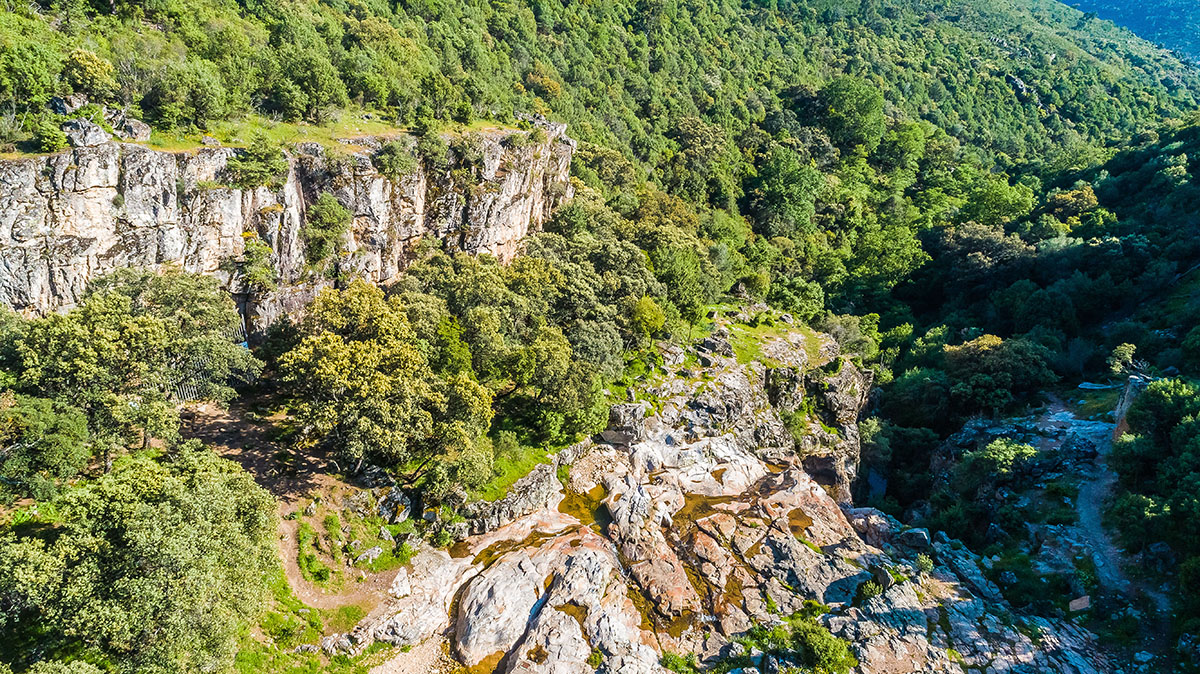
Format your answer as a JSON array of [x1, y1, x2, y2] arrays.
[[322, 321, 1112, 674], [0, 118, 574, 328]]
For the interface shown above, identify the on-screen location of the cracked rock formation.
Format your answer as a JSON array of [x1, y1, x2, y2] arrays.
[[0, 120, 574, 329]]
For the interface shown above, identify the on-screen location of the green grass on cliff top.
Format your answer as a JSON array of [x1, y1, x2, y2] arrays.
[[144, 110, 516, 154]]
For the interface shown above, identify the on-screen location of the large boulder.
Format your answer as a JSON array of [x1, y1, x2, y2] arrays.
[[110, 114, 151, 142], [62, 118, 111, 147], [766, 367, 805, 413], [468, 462, 562, 534], [601, 402, 649, 445], [807, 358, 872, 426], [377, 487, 412, 524], [48, 93, 88, 116], [847, 507, 900, 547]]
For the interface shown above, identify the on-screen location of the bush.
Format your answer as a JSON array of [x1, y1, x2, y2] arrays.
[[227, 135, 288, 189], [416, 129, 450, 171], [374, 140, 419, 180], [34, 119, 68, 153], [659, 653, 699, 674], [240, 232, 278, 292], [916, 553, 934, 575], [858, 580, 883, 601], [63, 49, 116, 101], [791, 616, 859, 674], [955, 438, 1037, 494], [302, 193, 352, 264]]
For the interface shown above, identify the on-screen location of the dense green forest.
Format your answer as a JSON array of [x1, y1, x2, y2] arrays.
[[2, 0, 1200, 671], [2, 0, 1199, 168], [1071, 0, 1200, 62]]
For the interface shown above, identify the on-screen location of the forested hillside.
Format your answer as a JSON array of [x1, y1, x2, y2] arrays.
[[1070, 0, 1200, 62], [2, 0, 1198, 167], [2, 0, 1200, 672]]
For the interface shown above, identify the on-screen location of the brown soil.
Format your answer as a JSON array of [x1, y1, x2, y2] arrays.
[[181, 395, 397, 616]]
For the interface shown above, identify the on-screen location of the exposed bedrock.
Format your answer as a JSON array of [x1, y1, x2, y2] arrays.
[[0, 120, 574, 330]]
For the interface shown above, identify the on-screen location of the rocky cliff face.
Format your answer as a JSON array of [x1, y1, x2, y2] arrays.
[[323, 317, 1112, 674], [0, 121, 574, 326]]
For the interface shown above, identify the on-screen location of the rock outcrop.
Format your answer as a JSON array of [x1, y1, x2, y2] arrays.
[[352, 318, 1111, 674], [0, 119, 574, 328]]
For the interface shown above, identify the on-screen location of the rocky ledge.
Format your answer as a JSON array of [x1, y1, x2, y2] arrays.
[[0, 117, 574, 328], [324, 319, 1112, 674]]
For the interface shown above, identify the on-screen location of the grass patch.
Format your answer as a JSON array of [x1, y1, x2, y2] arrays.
[[297, 522, 334, 585], [359, 541, 415, 573], [324, 513, 343, 543], [321, 604, 367, 633], [728, 321, 786, 366], [141, 111, 520, 156], [1071, 387, 1121, 419], [146, 110, 401, 153], [259, 568, 322, 649], [234, 635, 390, 674]]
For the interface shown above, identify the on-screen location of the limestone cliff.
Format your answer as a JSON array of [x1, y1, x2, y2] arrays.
[[0, 120, 574, 327]]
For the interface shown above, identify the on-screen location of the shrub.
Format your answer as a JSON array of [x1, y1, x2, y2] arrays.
[[416, 129, 449, 171], [858, 580, 883, 601], [955, 438, 1037, 494], [791, 616, 859, 674], [241, 232, 277, 292], [374, 140, 419, 180], [659, 653, 699, 674], [63, 48, 117, 100], [34, 119, 69, 153], [916, 553, 934, 575], [302, 193, 352, 264], [227, 135, 288, 189]]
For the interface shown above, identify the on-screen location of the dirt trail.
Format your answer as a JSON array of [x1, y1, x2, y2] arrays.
[[1074, 436, 1132, 593], [1040, 392, 1173, 651], [182, 397, 395, 614]]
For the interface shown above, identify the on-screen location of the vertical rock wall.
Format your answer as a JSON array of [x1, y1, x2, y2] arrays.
[[0, 121, 575, 327]]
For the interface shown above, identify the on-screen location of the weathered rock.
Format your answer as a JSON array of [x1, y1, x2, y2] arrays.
[[355, 546, 383, 564], [765, 367, 805, 413], [377, 487, 411, 524], [344, 490, 373, 518], [896, 527, 931, 550], [807, 358, 872, 426], [847, 507, 899, 547], [605, 477, 700, 617], [660, 342, 686, 366], [359, 323, 1112, 674], [469, 462, 562, 534], [1062, 432, 1100, 460], [601, 402, 650, 445], [388, 567, 411, 598], [795, 359, 872, 502], [0, 123, 575, 331], [454, 529, 662, 672], [62, 118, 111, 147], [106, 113, 151, 142], [369, 549, 479, 648], [48, 93, 88, 115], [934, 540, 1004, 601], [321, 634, 352, 654]]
